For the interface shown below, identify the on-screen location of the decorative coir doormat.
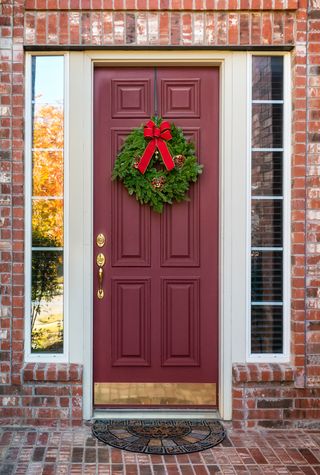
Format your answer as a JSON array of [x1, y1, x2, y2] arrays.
[[92, 419, 226, 455]]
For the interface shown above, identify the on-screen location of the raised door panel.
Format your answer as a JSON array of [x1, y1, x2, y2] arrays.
[[161, 79, 200, 118], [160, 127, 200, 267], [111, 278, 151, 367], [161, 278, 200, 367], [111, 79, 151, 118], [160, 185, 200, 267], [111, 129, 151, 267]]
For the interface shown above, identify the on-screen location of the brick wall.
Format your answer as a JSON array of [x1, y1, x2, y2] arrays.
[[306, 0, 320, 389], [0, 0, 26, 396], [233, 364, 320, 428], [1, 364, 83, 426], [0, 0, 320, 426], [23, 9, 297, 47]]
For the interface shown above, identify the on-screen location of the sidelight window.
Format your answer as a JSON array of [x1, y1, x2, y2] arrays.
[[25, 56, 67, 358], [249, 56, 289, 358]]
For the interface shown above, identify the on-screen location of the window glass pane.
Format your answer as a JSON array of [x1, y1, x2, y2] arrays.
[[33, 104, 64, 150], [33, 151, 64, 197], [251, 250, 283, 302], [252, 151, 282, 196], [32, 56, 64, 105], [252, 56, 283, 101], [251, 306, 283, 353], [251, 199, 282, 247], [251, 56, 285, 355], [31, 251, 63, 353], [252, 104, 283, 149], [32, 199, 64, 247], [30, 56, 64, 354]]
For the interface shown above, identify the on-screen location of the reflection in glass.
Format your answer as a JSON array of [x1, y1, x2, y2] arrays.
[[252, 104, 283, 149], [33, 151, 63, 197], [251, 56, 284, 355], [252, 56, 283, 101], [32, 199, 63, 247], [31, 251, 63, 353], [251, 305, 283, 353], [252, 151, 282, 196], [251, 199, 282, 247], [31, 55, 64, 354], [251, 250, 283, 302], [32, 104, 64, 150]]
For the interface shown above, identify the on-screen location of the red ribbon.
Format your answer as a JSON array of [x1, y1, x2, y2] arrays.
[[138, 120, 175, 174]]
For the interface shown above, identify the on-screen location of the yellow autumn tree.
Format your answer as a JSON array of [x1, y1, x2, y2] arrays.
[[31, 105, 64, 350], [32, 105, 64, 247]]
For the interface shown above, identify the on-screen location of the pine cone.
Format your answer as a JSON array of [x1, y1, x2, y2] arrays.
[[173, 154, 186, 168], [151, 176, 166, 190], [133, 156, 141, 169]]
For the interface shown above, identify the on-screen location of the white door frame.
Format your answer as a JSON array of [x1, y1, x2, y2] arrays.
[[66, 50, 249, 421]]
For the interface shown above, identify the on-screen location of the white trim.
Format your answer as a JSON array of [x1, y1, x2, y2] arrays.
[[32, 148, 63, 152], [252, 100, 284, 104], [64, 54, 70, 362], [32, 196, 64, 200], [282, 53, 292, 362], [24, 54, 32, 362], [72, 50, 250, 421], [246, 52, 291, 363], [251, 247, 284, 251], [93, 410, 220, 420], [24, 53, 69, 363], [252, 196, 283, 200], [252, 148, 284, 152], [31, 247, 64, 251], [32, 101, 63, 105], [245, 53, 252, 364]]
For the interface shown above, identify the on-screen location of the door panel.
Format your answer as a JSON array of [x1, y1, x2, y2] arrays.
[[111, 79, 152, 118], [111, 278, 151, 367], [161, 278, 200, 367], [94, 67, 219, 406], [160, 186, 200, 267], [161, 79, 200, 117]]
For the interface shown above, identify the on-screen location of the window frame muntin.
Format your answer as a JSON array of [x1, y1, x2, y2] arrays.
[[246, 52, 291, 362], [24, 52, 69, 363]]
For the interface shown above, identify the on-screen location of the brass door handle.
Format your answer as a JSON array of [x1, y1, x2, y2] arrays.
[[96, 252, 105, 299]]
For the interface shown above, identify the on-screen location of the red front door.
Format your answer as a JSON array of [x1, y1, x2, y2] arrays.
[[93, 67, 219, 407]]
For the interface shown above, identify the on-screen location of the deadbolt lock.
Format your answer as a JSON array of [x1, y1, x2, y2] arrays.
[[96, 233, 106, 247]]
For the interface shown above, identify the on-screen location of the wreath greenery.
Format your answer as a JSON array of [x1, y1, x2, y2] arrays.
[[112, 117, 203, 213]]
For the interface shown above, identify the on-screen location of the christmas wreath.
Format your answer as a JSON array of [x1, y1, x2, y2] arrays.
[[112, 117, 203, 213]]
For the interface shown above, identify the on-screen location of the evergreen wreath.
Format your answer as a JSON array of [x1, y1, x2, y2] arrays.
[[112, 117, 203, 213]]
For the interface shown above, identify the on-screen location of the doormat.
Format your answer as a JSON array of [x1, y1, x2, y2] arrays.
[[92, 419, 226, 455]]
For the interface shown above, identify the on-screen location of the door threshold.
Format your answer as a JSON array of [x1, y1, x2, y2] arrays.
[[93, 409, 221, 420]]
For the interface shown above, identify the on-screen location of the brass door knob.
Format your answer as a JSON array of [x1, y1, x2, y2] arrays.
[[96, 252, 105, 299]]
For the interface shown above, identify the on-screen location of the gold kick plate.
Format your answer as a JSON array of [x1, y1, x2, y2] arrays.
[[94, 382, 217, 406]]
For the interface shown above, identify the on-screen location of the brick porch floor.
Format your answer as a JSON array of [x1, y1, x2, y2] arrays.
[[1, 424, 320, 474]]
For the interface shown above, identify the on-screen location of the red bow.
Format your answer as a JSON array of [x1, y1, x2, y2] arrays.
[[138, 120, 175, 174]]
